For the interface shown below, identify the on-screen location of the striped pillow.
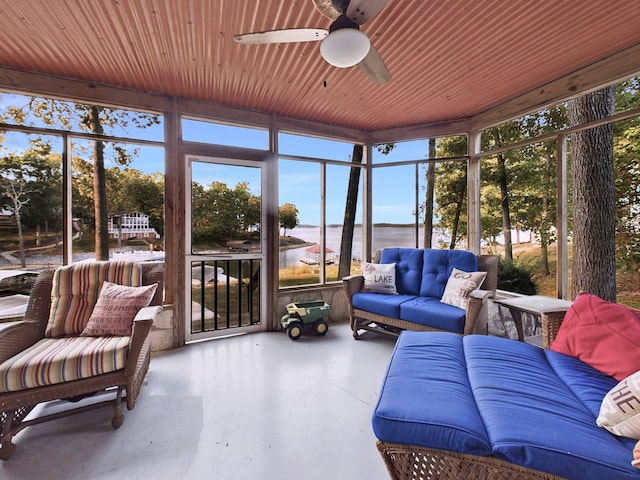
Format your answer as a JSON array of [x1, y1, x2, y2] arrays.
[[44, 260, 143, 338], [0, 336, 130, 391]]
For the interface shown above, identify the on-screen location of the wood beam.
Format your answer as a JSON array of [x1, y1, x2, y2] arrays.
[[472, 42, 640, 131]]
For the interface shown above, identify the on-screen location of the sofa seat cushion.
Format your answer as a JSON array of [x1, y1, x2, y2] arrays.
[[374, 332, 639, 480], [0, 336, 131, 391], [352, 292, 416, 319], [398, 297, 466, 333]]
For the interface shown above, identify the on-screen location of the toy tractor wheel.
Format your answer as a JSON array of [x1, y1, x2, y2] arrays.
[[287, 321, 303, 340], [314, 319, 329, 336]]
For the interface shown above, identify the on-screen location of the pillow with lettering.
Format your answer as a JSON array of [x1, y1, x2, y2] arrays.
[[81, 281, 158, 336], [597, 370, 640, 439], [361, 262, 397, 294], [441, 268, 487, 310]]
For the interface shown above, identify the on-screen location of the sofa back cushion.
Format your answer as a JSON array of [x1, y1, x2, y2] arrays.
[[45, 260, 143, 338], [420, 249, 478, 299], [379, 248, 424, 296]]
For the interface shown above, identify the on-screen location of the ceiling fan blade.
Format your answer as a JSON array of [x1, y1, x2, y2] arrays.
[[234, 28, 328, 45], [313, 0, 341, 20], [357, 45, 391, 85], [347, 0, 390, 25]]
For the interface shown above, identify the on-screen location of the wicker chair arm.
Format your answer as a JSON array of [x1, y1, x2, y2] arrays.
[[124, 306, 161, 377], [0, 321, 44, 363], [342, 275, 364, 298]]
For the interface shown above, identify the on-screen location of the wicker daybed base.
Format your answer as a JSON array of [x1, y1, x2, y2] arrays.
[[377, 442, 567, 480]]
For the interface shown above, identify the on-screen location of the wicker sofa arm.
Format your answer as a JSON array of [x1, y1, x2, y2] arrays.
[[342, 275, 364, 299], [464, 289, 495, 335]]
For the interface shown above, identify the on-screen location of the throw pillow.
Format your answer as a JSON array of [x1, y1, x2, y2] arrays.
[[550, 292, 640, 381], [81, 281, 158, 336], [597, 370, 640, 439], [440, 268, 487, 310], [361, 262, 397, 294]]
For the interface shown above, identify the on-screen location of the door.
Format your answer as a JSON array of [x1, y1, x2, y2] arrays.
[[186, 156, 265, 341]]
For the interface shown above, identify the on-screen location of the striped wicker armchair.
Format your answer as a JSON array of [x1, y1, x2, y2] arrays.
[[0, 260, 164, 460]]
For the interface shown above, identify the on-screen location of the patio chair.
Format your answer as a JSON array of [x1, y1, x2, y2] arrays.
[[0, 260, 164, 460]]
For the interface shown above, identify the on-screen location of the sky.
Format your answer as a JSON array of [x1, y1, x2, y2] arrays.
[[0, 92, 434, 225]]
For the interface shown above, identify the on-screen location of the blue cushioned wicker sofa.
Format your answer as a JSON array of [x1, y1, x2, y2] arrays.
[[373, 293, 640, 480], [342, 248, 498, 339]]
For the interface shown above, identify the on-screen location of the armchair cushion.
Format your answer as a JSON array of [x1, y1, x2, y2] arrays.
[[45, 260, 143, 337], [81, 281, 158, 336], [0, 336, 130, 391]]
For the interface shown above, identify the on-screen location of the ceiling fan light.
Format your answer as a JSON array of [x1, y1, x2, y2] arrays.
[[320, 28, 370, 68]]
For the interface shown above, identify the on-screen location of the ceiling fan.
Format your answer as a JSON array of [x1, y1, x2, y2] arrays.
[[233, 0, 391, 85]]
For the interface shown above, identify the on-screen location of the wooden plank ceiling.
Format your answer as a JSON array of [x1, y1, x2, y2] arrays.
[[0, 0, 639, 132]]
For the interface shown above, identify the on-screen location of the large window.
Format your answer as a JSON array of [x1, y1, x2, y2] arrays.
[[278, 133, 362, 287], [0, 92, 164, 270]]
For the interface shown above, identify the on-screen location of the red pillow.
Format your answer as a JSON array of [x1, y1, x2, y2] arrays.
[[550, 292, 640, 381]]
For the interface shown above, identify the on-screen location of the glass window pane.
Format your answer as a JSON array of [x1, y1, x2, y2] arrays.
[[278, 132, 354, 161], [279, 159, 321, 286], [182, 118, 268, 149], [190, 161, 261, 254]]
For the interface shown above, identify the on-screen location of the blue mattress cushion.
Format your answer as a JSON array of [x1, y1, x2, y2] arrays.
[[351, 292, 415, 319], [373, 331, 639, 480], [420, 249, 478, 299], [373, 332, 492, 455], [398, 297, 466, 333], [379, 248, 425, 296]]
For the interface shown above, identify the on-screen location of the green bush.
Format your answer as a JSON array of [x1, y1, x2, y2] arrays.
[[497, 258, 538, 295]]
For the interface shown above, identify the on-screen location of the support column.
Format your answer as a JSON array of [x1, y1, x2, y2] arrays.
[[467, 131, 481, 254], [556, 134, 569, 299]]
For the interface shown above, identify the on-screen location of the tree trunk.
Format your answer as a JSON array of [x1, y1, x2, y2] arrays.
[[15, 206, 26, 268], [338, 144, 362, 279], [540, 155, 552, 275], [449, 172, 466, 249], [567, 86, 616, 301], [423, 138, 436, 248], [88, 106, 110, 260], [497, 153, 513, 262]]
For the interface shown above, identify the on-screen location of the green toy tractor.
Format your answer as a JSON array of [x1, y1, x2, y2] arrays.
[[280, 300, 331, 340]]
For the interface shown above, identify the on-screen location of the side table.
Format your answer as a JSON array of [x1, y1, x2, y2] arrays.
[[494, 295, 572, 348]]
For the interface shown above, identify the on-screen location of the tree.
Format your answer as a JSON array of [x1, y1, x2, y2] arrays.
[[279, 203, 299, 236], [568, 86, 617, 301], [423, 139, 436, 248], [338, 144, 363, 279], [0, 151, 61, 266]]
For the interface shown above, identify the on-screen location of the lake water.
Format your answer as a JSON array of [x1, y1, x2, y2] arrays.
[[279, 225, 449, 268]]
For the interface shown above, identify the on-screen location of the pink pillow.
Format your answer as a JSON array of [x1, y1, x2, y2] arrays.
[[81, 281, 158, 336], [550, 292, 640, 381]]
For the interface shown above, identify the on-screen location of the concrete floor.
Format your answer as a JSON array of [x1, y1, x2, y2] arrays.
[[0, 322, 396, 480]]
